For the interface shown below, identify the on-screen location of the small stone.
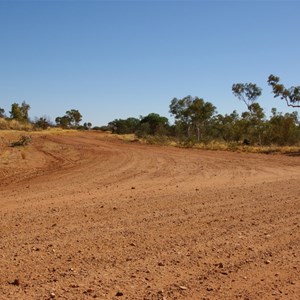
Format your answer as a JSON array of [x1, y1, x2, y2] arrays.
[[179, 285, 188, 290], [83, 288, 93, 294], [207, 287, 213, 291], [265, 260, 271, 264], [158, 262, 165, 266], [115, 291, 124, 296], [220, 271, 228, 275], [50, 292, 56, 298], [10, 279, 20, 286]]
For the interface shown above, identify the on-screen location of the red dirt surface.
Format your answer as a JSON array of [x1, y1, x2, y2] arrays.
[[1, 131, 300, 299]]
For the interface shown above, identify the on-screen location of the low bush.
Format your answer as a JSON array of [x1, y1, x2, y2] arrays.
[[143, 135, 171, 146], [11, 135, 32, 147]]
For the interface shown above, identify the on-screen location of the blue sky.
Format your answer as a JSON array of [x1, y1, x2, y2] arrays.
[[0, 0, 299, 126]]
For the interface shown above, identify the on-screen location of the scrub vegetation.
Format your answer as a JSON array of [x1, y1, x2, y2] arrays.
[[1, 74, 300, 149]]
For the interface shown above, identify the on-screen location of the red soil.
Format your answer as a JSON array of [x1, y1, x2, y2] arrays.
[[1, 131, 299, 299]]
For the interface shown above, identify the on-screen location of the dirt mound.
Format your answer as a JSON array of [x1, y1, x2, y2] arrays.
[[1, 131, 300, 299]]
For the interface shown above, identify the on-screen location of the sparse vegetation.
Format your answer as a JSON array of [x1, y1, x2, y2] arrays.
[[105, 76, 300, 148], [34, 116, 52, 130], [1, 75, 300, 150]]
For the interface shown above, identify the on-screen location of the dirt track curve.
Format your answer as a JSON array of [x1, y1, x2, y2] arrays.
[[1, 131, 300, 299]]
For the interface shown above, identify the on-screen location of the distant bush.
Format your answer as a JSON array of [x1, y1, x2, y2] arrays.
[[143, 135, 171, 146], [178, 137, 197, 148], [33, 117, 52, 130]]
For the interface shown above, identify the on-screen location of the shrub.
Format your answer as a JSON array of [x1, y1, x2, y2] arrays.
[[11, 135, 32, 147]]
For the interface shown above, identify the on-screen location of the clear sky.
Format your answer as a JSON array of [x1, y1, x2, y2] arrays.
[[0, 0, 299, 126]]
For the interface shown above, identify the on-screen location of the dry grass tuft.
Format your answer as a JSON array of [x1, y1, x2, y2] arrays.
[[190, 141, 300, 155], [104, 133, 300, 155], [0, 119, 33, 131], [0, 118, 10, 130]]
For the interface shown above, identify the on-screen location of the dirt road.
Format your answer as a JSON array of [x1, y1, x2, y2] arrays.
[[1, 131, 300, 299]]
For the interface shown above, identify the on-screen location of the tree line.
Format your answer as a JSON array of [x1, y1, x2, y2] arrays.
[[0, 102, 93, 130], [106, 74, 300, 146], [1, 74, 300, 146]]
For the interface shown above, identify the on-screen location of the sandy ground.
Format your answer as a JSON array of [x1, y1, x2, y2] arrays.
[[0, 131, 300, 300]]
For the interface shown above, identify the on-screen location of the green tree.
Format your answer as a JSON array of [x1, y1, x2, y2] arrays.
[[66, 109, 82, 127], [266, 108, 300, 145], [10, 101, 30, 122], [34, 116, 51, 129], [139, 113, 169, 136], [188, 98, 216, 141], [55, 116, 71, 128], [238, 103, 266, 145], [83, 122, 92, 130], [214, 111, 243, 142], [169, 96, 193, 137], [0, 107, 5, 118], [10, 103, 23, 121], [55, 109, 82, 128], [232, 83, 262, 112], [21, 101, 30, 120], [169, 96, 216, 141], [108, 117, 140, 134], [247, 103, 266, 145], [268, 74, 300, 108]]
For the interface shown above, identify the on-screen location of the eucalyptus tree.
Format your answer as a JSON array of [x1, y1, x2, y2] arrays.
[[169, 96, 194, 137], [214, 110, 243, 142], [170, 96, 216, 141], [0, 107, 5, 118], [55, 109, 82, 128], [10, 101, 30, 122], [232, 83, 262, 112], [66, 109, 82, 127], [268, 74, 300, 108]]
